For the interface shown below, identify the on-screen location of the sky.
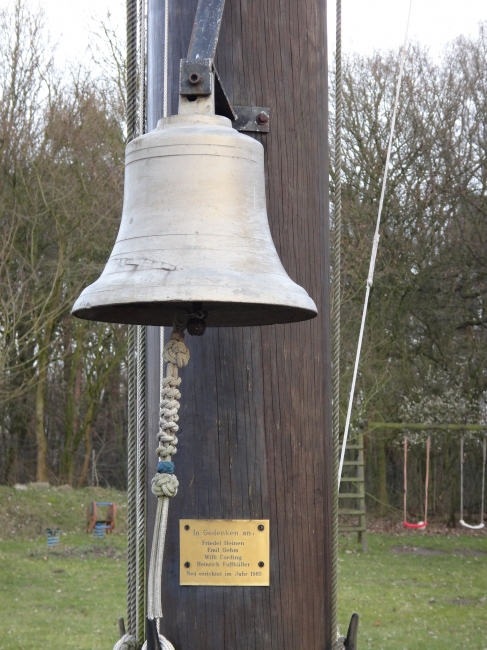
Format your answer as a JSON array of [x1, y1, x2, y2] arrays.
[[2, 0, 486, 65], [328, 0, 485, 60]]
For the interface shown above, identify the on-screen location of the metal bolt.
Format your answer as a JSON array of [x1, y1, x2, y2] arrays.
[[258, 561, 265, 568], [258, 524, 265, 531], [184, 525, 190, 531], [256, 112, 269, 126], [184, 561, 191, 568], [189, 72, 202, 85], [187, 317, 206, 336]]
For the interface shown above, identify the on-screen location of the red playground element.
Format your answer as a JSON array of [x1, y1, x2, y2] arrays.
[[403, 521, 427, 529], [86, 501, 117, 533]]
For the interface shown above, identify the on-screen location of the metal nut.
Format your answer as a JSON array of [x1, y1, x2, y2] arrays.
[[256, 112, 269, 126], [187, 317, 206, 336], [189, 72, 202, 85]]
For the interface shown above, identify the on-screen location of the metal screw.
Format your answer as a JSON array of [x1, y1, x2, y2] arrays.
[[184, 525, 190, 531], [187, 317, 206, 336], [258, 524, 265, 531], [256, 112, 269, 126], [258, 561, 265, 568], [189, 72, 202, 85], [184, 561, 191, 568]]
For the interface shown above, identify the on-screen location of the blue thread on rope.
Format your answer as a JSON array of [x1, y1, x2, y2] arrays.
[[157, 461, 175, 474]]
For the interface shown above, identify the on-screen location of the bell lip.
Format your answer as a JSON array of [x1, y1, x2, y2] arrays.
[[72, 300, 318, 328]]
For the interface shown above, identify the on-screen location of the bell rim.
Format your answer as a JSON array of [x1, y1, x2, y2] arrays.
[[72, 300, 318, 328]]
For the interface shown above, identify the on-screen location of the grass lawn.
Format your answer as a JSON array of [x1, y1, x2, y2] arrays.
[[1, 486, 487, 649], [0, 486, 127, 650], [338, 529, 487, 649]]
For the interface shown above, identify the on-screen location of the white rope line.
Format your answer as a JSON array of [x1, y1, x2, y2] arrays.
[[147, 327, 190, 622], [138, 0, 147, 136], [163, 0, 169, 118], [338, 0, 413, 487], [156, 2, 169, 633]]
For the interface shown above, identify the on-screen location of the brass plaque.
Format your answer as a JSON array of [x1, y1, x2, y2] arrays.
[[180, 519, 270, 586]]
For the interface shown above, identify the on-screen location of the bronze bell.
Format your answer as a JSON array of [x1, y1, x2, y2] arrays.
[[72, 110, 317, 327]]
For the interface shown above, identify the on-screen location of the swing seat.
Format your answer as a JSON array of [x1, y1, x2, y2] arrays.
[[459, 519, 485, 531], [403, 521, 427, 530]]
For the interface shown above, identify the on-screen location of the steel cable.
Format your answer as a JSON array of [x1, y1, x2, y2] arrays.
[[330, 0, 342, 644], [127, 0, 138, 143], [126, 0, 139, 637], [338, 0, 413, 486], [135, 2, 148, 643], [126, 325, 138, 636], [136, 324, 147, 644]]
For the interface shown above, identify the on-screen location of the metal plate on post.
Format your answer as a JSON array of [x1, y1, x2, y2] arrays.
[[180, 58, 213, 96], [233, 106, 270, 132], [180, 519, 270, 586]]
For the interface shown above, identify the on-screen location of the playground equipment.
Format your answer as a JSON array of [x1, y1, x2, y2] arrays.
[[459, 436, 486, 530], [86, 501, 116, 538], [338, 431, 367, 551], [403, 436, 430, 530], [46, 528, 60, 548]]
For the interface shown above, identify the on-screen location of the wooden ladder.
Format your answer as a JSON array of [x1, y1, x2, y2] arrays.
[[338, 431, 367, 551]]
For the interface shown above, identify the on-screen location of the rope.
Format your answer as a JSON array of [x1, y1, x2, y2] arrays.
[[126, 0, 138, 142], [403, 436, 429, 529], [126, 0, 138, 633], [460, 435, 486, 530], [163, 0, 169, 118], [331, 0, 342, 644], [338, 0, 413, 487], [482, 437, 486, 522], [112, 631, 175, 650], [113, 635, 141, 650], [142, 635, 175, 650], [126, 325, 138, 636], [147, 327, 190, 621], [424, 436, 430, 522], [403, 437, 408, 524], [135, 4, 147, 645], [138, 0, 147, 136], [136, 325, 147, 643]]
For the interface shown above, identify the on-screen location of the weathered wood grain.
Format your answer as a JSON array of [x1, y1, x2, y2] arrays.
[[146, 0, 332, 647]]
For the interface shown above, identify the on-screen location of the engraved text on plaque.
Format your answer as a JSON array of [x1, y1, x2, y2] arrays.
[[180, 519, 270, 586]]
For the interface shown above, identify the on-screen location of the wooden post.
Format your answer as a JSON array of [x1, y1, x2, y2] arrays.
[[146, 0, 332, 647]]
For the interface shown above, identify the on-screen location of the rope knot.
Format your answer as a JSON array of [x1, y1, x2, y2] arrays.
[[163, 333, 190, 368], [157, 461, 175, 474], [113, 635, 141, 650], [142, 635, 175, 650], [152, 472, 179, 498]]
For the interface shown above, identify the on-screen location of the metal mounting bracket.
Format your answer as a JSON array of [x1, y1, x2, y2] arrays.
[[233, 106, 270, 133], [178, 0, 270, 132], [180, 59, 213, 96]]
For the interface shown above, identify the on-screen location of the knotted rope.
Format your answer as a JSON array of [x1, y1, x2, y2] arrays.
[[114, 635, 141, 650], [147, 328, 190, 621], [113, 633, 175, 650], [142, 635, 175, 650]]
